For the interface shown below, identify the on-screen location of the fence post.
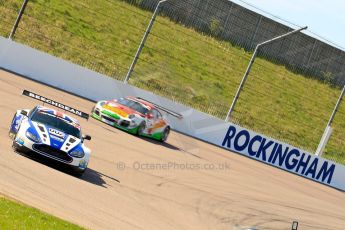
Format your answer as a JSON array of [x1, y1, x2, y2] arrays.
[[224, 26, 307, 122], [249, 15, 262, 49], [315, 83, 345, 156], [124, 0, 169, 84], [9, 0, 29, 40]]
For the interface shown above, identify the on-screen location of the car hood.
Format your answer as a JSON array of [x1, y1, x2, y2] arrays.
[[102, 102, 144, 118], [30, 121, 82, 152]]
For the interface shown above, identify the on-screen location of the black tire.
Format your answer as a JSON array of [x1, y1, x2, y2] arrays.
[[9, 113, 18, 140], [137, 121, 146, 136], [12, 139, 19, 152], [160, 127, 170, 142], [72, 168, 86, 178]]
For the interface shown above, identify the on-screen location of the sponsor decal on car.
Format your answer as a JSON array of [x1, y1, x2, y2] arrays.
[[22, 90, 89, 119], [49, 128, 65, 138], [15, 137, 24, 146], [50, 135, 64, 142]]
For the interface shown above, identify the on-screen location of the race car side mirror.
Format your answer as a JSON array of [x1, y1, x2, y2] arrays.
[[83, 135, 92, 141], [20, 110, 28, 116]]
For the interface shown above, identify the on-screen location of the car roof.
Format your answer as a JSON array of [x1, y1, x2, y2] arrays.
[[125, 96, 154, 110], [36, 106, 80, 125]]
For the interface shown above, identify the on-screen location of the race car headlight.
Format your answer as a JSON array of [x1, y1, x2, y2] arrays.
[[26, 130, 40, 143], [70, 150, 85, 158]]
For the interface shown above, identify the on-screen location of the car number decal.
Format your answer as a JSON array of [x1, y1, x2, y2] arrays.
[[49, 128, 65, 138]]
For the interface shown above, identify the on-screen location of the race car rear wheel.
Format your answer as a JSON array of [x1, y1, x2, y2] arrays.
[[161, 127, 170, 142]]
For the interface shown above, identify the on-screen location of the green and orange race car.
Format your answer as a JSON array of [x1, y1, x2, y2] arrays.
[[91, 97, 182, 142]]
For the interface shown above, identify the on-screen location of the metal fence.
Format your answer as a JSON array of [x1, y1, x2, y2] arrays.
[[125, 0, 345, 87], [0, 0, 344, 164]]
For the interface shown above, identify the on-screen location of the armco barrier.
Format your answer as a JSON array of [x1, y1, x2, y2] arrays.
[[0, 37, 344, 191]]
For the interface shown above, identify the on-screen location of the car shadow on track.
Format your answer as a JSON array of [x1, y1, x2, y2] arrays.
[[15, 150, 119, 188], [81, 168, 120, 188], [139, 137, 203, 159], [138, 136, 181, 151], [134, 136, 205, 161]]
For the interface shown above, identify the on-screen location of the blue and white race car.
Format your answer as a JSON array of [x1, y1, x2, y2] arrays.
[[9, 90, 92, 176]]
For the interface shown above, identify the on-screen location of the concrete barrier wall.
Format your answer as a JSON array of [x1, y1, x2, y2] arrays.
[[1, 37, 344, 191]]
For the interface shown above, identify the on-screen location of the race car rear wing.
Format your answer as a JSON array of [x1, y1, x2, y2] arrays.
[[22, 90, 89, 120], [136, 97, 183, 119]]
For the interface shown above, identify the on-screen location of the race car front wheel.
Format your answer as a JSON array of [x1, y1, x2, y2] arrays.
[[161, 127, 170, 142], [72, 168, 86, 178], [9, 113, 18, 140], [12, 141, 19, 152]]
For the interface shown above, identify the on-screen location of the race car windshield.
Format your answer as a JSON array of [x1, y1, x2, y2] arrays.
[[31, 111, 81, 138], [117, 98, 149, 115]]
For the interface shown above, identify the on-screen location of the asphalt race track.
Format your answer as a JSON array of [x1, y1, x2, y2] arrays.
[[0, 69, 344, 230]]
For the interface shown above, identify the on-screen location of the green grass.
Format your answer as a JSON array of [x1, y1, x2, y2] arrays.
[[0, 197, 84, 229], [0, 0, 344, 164]]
